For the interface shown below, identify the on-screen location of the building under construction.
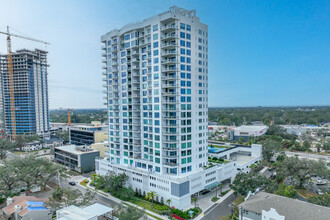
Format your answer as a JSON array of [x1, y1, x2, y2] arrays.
[[0, 49, 50, 137]]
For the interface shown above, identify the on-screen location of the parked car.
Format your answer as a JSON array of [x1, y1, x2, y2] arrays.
[[69, 181, 76, 186], [316, 189, 324, 195], [316, 180, 326, 185]]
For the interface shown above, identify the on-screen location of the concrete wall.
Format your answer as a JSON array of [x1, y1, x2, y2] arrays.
[[22, 210, 51, 220]]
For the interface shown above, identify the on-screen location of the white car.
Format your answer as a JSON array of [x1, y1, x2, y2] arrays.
[[316, 189, 324, 195], [316, 180, 326, 185]]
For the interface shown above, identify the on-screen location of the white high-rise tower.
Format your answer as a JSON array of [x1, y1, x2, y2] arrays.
[[96, 6, 211, 209]]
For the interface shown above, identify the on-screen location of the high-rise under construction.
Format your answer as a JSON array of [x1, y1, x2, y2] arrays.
[[0, 49, 49, 137]]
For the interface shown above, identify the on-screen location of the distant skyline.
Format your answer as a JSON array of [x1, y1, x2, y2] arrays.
[[0, 0, 329, 108]]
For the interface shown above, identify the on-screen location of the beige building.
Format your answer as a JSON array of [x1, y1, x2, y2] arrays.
[[91, 142, 109, 157]]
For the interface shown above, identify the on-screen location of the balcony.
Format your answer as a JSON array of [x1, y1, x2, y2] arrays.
[[163, 162, 178, 167], [163, 115, 178, 119], [161, 58, 177, 64], [163, 123, 179, 127], [163, 138, 178, 143], [163, 99, 179, 104], [161, 24, 177, 31], [161, 33, 177, 40], [162, 107, 179, 112], [162, 66, 177, 72], [162, 42, 177, 48], [163, 91, 179, 96], [161, 50, 178, 56], [163, 154, 179, 158], [162, 146, 178, 150], [162, 83, 179, 88]]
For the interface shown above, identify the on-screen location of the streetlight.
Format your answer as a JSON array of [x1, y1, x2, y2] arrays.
[[228, 203, 234, 220]]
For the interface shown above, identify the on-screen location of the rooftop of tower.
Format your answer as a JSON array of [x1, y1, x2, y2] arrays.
[[103, 6, 199, 37]]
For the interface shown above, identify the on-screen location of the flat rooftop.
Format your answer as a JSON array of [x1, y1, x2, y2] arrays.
[[234, 125, 268, 132], [55, 145, 99, 155], [232, 154, 256, 165]]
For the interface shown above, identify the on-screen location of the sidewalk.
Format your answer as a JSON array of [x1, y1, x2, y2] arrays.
[[82, 177, 167, 220]]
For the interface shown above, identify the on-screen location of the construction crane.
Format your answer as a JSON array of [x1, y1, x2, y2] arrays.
[[0, 26, 50, 140], [60, 108, 74, 126]]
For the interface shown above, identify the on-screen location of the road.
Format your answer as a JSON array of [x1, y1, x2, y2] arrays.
[[202, 193, 237, 220], [285, 151, 330, 162], [59, 176, 120, 208]]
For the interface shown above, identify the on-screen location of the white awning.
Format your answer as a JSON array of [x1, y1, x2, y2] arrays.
[[82, 203, 114, 216]]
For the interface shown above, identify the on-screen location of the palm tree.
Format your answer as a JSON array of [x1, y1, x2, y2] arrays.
[[191, 197, 198, 208], [166, 198, 172, 207], [166, 199, 172, 214], [145, 191, 158, 207], [219, 184, 223, 196]]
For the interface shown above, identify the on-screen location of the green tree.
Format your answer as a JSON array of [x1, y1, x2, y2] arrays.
[[231, 172, 270, 195], [47, 187, 95, 209], [276, 184, 297, 198], [0, 139, 15, 159], [322, 141, 330, 153], [308, 193, 330, 207], [302, 141, 311, 151], [145, 191, 158, 207], [238, 137, 243, 144], [55, 131, 70, 143], [0, 161, 19, 194], [260, 139, 282, 162], [166, 198, 172, 207], [117, 204, 145, 220], [95, 171, 128, 193], [280, 157, 330, 187]]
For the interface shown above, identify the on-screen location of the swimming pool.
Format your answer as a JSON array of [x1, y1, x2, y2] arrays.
[[208, 147, 225, 153]]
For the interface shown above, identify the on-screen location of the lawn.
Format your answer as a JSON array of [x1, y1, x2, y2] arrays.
[[208, 144, 230, 149], [130, 199, 154, 212], [295, 188, 318, 199]]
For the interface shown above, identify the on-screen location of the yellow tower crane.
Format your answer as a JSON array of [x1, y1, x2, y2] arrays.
[[60, 108, 74, 126], [0, 26, 50, 140]]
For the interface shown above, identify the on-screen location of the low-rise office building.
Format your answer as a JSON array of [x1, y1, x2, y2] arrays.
[[229, 125, 268, 142], [54, 145, 100, 173], [70, 124, 107, 146], [238, 191, 330, 220]]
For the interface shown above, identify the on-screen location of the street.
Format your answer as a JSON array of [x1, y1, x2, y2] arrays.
[[285, 151, 330, 162], [202, 193, 237, 220], [58, 175, 120, 208]]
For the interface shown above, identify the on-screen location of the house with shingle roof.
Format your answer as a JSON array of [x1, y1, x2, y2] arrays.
[[238, 192, 330, 220], [2, 195, 50, 220]]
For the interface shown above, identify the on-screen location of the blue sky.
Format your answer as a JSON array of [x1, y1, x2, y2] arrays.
[[0, 0, 329, 108]]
